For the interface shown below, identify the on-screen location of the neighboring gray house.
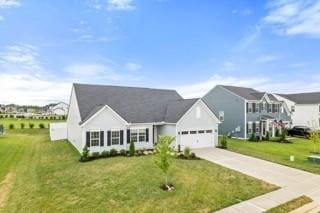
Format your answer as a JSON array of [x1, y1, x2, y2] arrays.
[[275, 92, 320, 129], [203, 85, 291, 139], [67, 83, 220, 153]]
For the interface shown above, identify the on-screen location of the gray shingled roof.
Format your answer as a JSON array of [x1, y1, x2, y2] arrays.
[[279, 92, 320, 104], [220, 85, 279, 102], [74, 83, 200, 124], [164, 99, 199, 123]]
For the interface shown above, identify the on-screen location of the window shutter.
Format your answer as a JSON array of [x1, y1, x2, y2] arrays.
[[100, 131, 104, 147], [252, 123, 256, 133], [86, 132, 91, 147], [252, 103, 256, 113], [146, 128, 149, 142], [246, 103, 249, 113], [246, 123, 249, 134], [260, 103, 263, 112], [120, 130, 124, 145], [127, 129, 130, 144], [107, 131, 111, 146]]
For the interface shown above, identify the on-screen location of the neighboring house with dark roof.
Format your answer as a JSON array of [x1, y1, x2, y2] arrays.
[[49, 102, 69, 115], [203, 85, 291, 139], [66, 83, 220, 153], [275, 92, 320, 129]]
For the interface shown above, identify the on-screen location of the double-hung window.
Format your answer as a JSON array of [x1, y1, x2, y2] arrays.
[[255, 103, 259, 113], [90, 131, 100, 147], [219, 111, 224, 122], [248, 103, 253, 113], [130, 129, 147, 142], [248, 122, 253, 134], [111, 130, 120, 145]]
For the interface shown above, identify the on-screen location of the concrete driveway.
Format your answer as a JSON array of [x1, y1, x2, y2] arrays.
[[193, 148, 320, 213]]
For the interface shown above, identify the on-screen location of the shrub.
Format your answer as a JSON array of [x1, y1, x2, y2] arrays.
[[20, 123, 25, 129], [29, 123, 34, 129], [91, 152, 100, 159], [120, 149, 127, 156], [129, 140, 135, 156], [136, 150, 144, 156], [9, 124, 14, 129], [62, 115, 66, 120], [265, 131, 270, 141], [183, 147, 191, 158], [110, 149, 118, 157], [219, 135, 228, 148], [280, 128, 287, 142], [0, 115, 3, 118], [101, 150, 110, 158], [275, 128, 280, 137], [9, 114, 14, 118], [39, 123, 45, 129], [79, 146, 90, 162], [248, 132, 257, 142], [190, 152, 197, 159]]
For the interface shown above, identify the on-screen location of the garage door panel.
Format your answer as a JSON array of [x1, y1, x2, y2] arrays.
[[180, 130, 214, 149]]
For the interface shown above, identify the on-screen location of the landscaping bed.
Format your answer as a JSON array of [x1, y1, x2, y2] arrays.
[[0, 129, 277, 212]]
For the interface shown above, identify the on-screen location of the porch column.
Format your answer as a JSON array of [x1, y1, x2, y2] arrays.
[[272, 122, 275, 137]]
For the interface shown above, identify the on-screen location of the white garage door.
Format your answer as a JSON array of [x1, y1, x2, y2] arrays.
[[179, 129, 214, 149]]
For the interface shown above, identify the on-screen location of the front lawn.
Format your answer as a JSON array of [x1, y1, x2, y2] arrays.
[[225, 137, 320, 174], [0, 130, 276, 212]]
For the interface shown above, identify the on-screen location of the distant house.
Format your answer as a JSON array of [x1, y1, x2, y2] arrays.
[[66, 83, 220, 153], [203, 85, 291, 139], [275, 92, 320, 129], [49, 102, 69, 115]]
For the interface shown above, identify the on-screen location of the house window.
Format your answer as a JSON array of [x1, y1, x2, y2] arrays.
[[268, 104, 272, 113], [262, 102, 266, 111], [130, 129, 138, 142], [206, 130, 213, 133], [111, 130, 120, 145], [219, 111, 224, 122], [248, 103, 252, 113], [291, 106, 295, 112], [280, 105, 284, 113], [198, 130, 205, 134], [196, 107, 201, 118], [255, 103, 259, 112], [248, 122, 253, 134], [138, 129, 146, 142], [130, 129, 146, 142], [90, 131, 100, 147], [190, 131, 197, 134], [181, 131, 188, 135], [256, 122, 260, 133]]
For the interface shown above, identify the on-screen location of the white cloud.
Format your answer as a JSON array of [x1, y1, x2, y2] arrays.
[[0, 0, 20, 8], [256, 54, 278, 63], [126, 62, 142, 71], [175, 74, 320, 99], [0, 43, 42, 75], [264, 0, 320, 37], [107, 0, 135, 11], [64, 63, 122, 81], [232, 8, 253, 16], [0, 74, 71, 105]]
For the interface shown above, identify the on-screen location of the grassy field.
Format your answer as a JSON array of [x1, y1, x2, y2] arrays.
[[225, 137, 320, 174], [0, 118, 65, 129], [266, 196, 313, 213], [0, 129, 277, 212]]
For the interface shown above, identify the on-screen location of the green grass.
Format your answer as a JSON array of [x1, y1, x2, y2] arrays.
[[0, 118, 64, 129], [0, 130, 277, 212], [225, 137, 320, 174], [266, 196, 313, 213]]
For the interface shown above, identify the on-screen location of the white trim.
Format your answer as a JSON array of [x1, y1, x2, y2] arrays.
[[80, 105, 128, 127]]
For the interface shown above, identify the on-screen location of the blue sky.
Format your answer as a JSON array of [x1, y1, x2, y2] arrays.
[[0, 0, 320, 105]]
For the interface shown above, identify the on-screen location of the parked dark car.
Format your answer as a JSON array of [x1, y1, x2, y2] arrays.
[[287, 126, 311, 138]]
